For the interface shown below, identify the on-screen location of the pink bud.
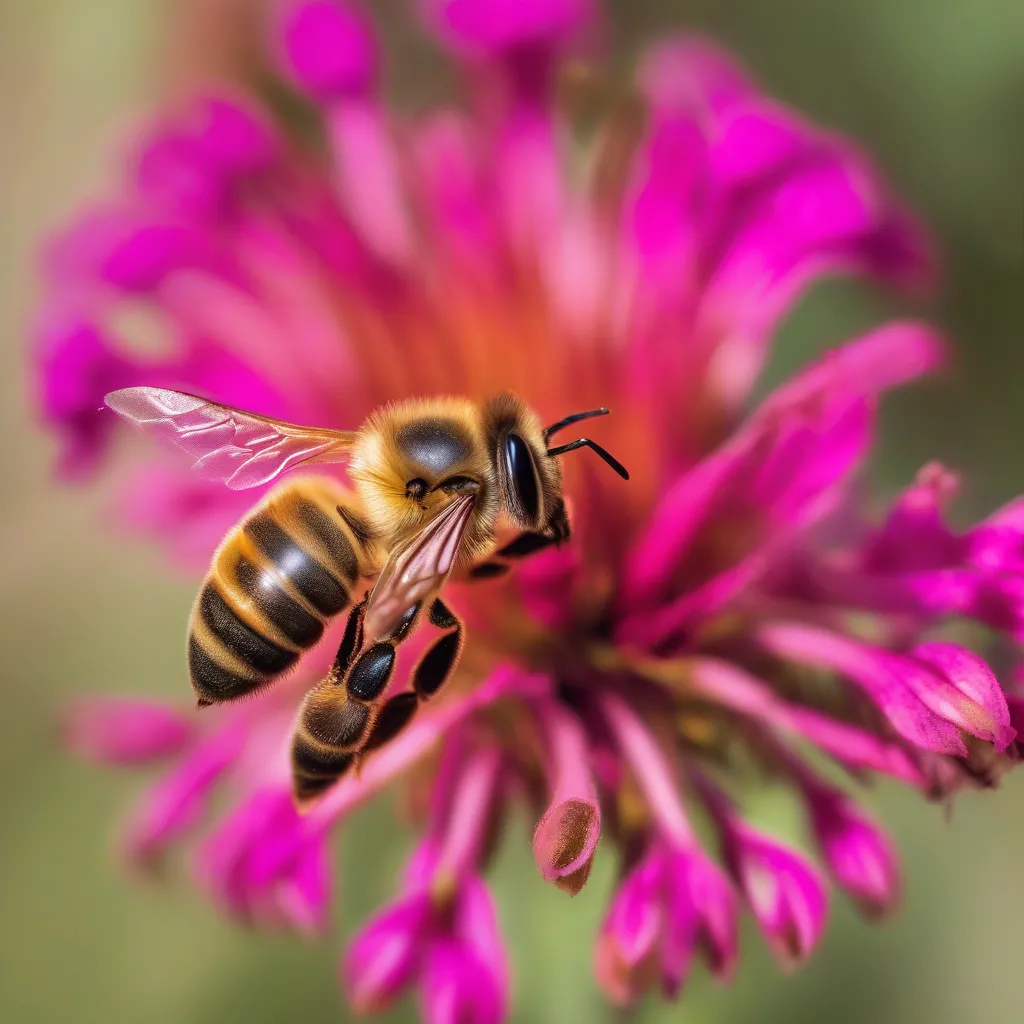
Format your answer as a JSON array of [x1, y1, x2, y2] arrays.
[[808, 790, 900, 919], [722, 827, 828, 969], [911, 642, 1016, 751]]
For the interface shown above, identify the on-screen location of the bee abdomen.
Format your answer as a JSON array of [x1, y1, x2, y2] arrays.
[[198, 583, 298, 676], [243, 514, 350, 616], [188, 479, 370, 706], [231, 553, 324, 648], [188, 634, 266, 705]]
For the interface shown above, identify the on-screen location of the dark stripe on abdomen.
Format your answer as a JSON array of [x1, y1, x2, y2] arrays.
[[230, 553, 324, 648], [291, 497, 360, 583], [244, 514, 349, 615], [198, 583, 298, 676], [292, 733, 355, 779], [188, 636, 260, 703]]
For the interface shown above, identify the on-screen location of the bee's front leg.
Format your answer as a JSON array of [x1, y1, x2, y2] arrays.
[[468, 500, 572, 580]]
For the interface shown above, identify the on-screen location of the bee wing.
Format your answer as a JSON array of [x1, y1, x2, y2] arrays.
[[104, 387, 358, 490], [362, 494, 476, 642]]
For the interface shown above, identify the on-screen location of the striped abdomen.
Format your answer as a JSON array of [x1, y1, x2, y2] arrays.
[[188, 478, 374, 706]]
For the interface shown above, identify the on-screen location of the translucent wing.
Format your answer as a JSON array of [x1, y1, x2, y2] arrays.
[[362, 494, 476, 642], [104, 387, 357, 490]]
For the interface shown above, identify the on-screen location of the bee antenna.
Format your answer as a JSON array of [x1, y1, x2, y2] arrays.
[[543, 407, 610, 441], [546, 438, 629, 480]]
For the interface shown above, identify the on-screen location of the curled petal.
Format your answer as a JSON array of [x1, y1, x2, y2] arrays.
[[421, 939, 506, 1024], [689, 657, 925, 785], [196, 786, 323, 928], [273, 837, 332, 936], [122, 722, 246, 866], [723, 828, 828, 969], [863, 462, 962, 572], [599, 850, 664, 972], [454, 876, 510, 1007], [911, 643, 1015, 751], [758, 622, 969, 757], [594, 854, 664, 1005], [63, 697, 193, 765], [806, 789, 900, 919], [344, 893, 432, 1013], [532, 698, 601, 890], [662, 846, 738, 992], [622, 323, 944, 615]]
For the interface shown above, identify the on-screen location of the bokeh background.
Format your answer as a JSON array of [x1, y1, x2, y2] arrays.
[[0, 1, 1021, 1021]]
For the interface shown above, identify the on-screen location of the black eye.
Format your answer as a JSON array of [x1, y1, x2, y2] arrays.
[[504, 433, 540, 523]]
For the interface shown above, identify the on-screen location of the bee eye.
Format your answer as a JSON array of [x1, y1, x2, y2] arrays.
[[504, 433, 540, 523], [405, 479, 428, 501]]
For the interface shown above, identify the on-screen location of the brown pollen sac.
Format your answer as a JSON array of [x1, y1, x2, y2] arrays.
[[554, 859, 595, 897], [533, 797, 601, 896], [549, 799, 599, 870]]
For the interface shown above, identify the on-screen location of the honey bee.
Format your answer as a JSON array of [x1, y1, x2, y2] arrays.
[[104, 388, 629, 805]]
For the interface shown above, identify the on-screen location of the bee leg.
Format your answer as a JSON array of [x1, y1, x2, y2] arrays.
[[331, 593, 367, 678], [468, 503, 571, 580], [362, 691, 418, 752], [290, 597, 413, 806], [412, 598, 464, 700]]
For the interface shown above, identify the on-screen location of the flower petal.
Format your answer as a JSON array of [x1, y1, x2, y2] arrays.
[[64, 696, 193, 765]]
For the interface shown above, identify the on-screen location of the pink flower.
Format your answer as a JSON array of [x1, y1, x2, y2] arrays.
[[37, 0, 1020, 1020], [344, 746, 509, 1021]]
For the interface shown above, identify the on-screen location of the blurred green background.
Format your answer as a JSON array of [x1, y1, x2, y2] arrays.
[[0, 0, 1021, 1021]]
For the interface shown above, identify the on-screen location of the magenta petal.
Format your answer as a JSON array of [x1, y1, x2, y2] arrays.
[[278, 0, 378, 100], [601, 851, 664, 969], [663, 846, 738, 990], [622, 323, 944, 613], [710, 103, 805, 186], [758, 623, 969, 757], [864, 462, 962, 571], [724, 828, 828, 969], [911, 643, 1015, 750], [419, 0, 594, 58], [639, 38, 752, 115], [421, 938, 506, 1024], [690, 657, 924, 784], [454, 876, 510, 1005], [344, 893, 432, 1013], [34, 316, 131, 476], [64, 697, 193, 765], [411, 111, 501, 269], [807, 789, 900, 918], [122, 723, 246, 865], [185, 96, 278, 176], [275, 838, 331, 935], [517, 545, 581, 631]]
